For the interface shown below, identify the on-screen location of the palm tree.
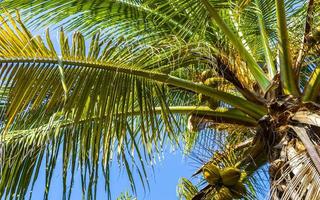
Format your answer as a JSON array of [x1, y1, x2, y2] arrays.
[[0, 0, 319, 199]]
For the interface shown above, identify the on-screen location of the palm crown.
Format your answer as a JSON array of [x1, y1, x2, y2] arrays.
[[0, 0, 320, 199]]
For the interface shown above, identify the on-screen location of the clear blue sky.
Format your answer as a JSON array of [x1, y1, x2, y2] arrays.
[[30, 148, 196, 200]]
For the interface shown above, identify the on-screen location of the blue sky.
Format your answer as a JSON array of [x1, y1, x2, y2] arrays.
[[30, 148, 196, 200]]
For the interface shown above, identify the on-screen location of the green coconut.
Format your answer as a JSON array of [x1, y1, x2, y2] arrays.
[[221, 167, 241, 186], [202, 163, 221, 185], [230, 182, 246, 198], [214, 186, 233, 200]]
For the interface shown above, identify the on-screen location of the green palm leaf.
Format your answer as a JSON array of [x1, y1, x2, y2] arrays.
[[0, 11, 264, 199], [0, 1, 320, 199]]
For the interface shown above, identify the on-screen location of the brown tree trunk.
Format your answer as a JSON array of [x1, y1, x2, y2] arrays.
[[268, 124, 320, 199], [254, 99, 320, 200]]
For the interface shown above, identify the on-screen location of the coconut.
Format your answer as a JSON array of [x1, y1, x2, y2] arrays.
[[230, 182, 246, 198], [221, 167, 241, 186], [202, 163, 221, 185], [214, 186, 233, 200]]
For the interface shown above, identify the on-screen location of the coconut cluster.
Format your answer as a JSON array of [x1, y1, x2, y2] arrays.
[[198, 70, 225, 110], [202, 163, 246, 200]]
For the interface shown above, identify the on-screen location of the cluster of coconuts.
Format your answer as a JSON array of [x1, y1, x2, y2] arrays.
[[202, 163, 246, 200], [198, 70, 223, 110], [307, 26, 320, 45]]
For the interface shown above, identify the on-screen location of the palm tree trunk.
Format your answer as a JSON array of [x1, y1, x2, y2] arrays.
[[267, 113, 320, 199], [269, 134, 307, 199]]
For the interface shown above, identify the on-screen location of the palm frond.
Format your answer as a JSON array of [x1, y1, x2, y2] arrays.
[[177, 178, 198, 200], [276, 0, 300, 96], [0, 11, 267, 199], [1, 1, 320, 200], [116, 192, 137, 200], [270, 148, 320, 199]]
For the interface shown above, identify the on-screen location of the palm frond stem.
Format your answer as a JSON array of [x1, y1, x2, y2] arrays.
[[302, 65, 320, 101], [275, 0, 300, 96], [291, 126, 320, 174], [0, 58, 267, 119], [201, 0, 271, 92], [255, 0, 277, 78], [294, 0, 315, 73], [3, 106, 257, 143]]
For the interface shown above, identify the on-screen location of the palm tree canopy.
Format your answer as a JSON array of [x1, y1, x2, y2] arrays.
[[0, 0, 319, 199]]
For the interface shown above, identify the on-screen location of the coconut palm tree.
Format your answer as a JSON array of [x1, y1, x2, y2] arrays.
[[0, 0, 319, 199]]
